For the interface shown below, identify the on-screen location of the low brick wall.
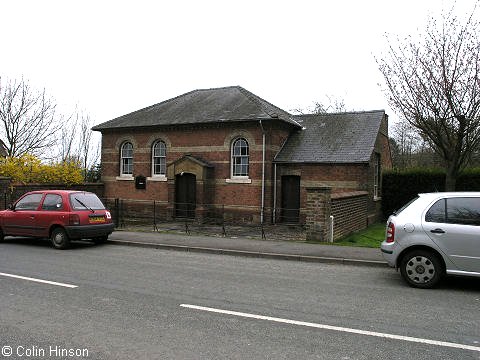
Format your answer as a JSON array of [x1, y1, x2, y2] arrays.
[[305, 187, 332, 242], [331, 191, 368, 240]]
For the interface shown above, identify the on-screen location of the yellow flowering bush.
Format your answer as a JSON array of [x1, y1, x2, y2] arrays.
[[0, 154, 83, 185]]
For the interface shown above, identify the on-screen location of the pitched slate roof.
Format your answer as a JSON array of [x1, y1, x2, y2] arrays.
[[274, 110, 385, 163], [92, 86, 301, 131]]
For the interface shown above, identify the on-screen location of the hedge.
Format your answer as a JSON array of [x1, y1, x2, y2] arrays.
[[381, 168, 480, 217]]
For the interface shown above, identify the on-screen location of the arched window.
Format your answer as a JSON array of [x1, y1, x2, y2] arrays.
[[152, 140, 166, 176], [231, 138, 249, 177], [120, 142, 133, 176]]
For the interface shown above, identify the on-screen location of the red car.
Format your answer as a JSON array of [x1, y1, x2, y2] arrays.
[[0, 190, 114, 249]]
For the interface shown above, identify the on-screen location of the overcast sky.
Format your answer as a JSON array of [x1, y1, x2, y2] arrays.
[[1, 0, 478, 129]]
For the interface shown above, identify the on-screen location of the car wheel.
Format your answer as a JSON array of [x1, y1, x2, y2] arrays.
[[93, 235, 108, 244], [51, 228, 71, 250], [400, 250, 443, 289]]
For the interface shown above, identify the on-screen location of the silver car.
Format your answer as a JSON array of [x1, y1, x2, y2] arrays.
[[381, 192, 480, 288]]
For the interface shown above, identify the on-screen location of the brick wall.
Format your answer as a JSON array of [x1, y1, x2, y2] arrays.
[[331, 192, 368, 239], [303, 189, 368, 242], [305, 187, 332, 242]]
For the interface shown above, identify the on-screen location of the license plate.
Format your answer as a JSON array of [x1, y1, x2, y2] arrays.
[[89, 216, 105, 224]]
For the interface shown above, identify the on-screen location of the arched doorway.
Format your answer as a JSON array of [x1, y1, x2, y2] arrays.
[[175, 173, 196, 218]]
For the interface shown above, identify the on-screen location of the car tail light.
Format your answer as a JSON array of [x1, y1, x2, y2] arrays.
[[69, 214, 80, 225], [386, 222, 395, 243]]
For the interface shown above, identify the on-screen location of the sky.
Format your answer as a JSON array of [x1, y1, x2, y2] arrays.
[[1, 0, 478, 132]]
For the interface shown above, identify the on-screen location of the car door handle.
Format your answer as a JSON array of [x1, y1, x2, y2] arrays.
[[430, 228, 445, 234]]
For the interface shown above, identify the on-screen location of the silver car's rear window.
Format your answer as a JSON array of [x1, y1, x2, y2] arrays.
[[394, 196, 419, 215]]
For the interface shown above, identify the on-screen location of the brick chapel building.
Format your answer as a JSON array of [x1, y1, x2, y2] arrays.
[[93, 86, 392, 239]]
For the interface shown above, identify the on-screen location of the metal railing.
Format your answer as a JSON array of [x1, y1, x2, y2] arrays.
[[103, 198, 306, 241]]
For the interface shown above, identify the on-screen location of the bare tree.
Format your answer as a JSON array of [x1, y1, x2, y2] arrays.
[[58, 113, 77, 162], [391, 121, 421, 169], [311, 95, 347, 114], [377, 3, 480, 190], [292, 94, 347, 115], [78, 111, 100, 179], [390, 121, 445, 169], [58, 107, 100, 180], [0, 76, 62, 157]]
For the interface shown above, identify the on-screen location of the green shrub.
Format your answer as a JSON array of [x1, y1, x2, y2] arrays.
[[382, 168, 480, 217], [457, 168, 480, 191], [382, 168, 444, 217]]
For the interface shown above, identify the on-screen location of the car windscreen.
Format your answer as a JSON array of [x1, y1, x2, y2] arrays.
[[70, 193, 106, 210]]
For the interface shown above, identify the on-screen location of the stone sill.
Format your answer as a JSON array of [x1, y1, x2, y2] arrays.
[[147, 176, 168, 182], [225, 177, 252, 184], [116, 176, 134, 181]]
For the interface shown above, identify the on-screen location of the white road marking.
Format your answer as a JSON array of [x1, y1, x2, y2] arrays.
[[181, 304, 480, 353], [0, 272, 78, 288]]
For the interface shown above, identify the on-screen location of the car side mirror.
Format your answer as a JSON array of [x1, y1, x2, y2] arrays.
[[7, 204, 15, 211]]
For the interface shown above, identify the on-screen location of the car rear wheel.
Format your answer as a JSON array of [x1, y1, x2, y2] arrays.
[[400, 250, 443, 289], [51, 228, 71, 250]]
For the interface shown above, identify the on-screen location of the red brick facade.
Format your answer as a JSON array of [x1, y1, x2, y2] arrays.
[[101, 122, 294, 222]]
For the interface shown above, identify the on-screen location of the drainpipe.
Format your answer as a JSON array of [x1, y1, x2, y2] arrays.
[[273, 163, 277, 224], [259, 120, 266, 224]]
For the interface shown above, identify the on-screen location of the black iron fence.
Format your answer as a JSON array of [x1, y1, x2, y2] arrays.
[[103, 198, 306, 241]]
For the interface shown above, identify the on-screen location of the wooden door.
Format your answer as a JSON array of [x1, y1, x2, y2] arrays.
[[281, 175, 300, 223], [175, 173, 196, 218]]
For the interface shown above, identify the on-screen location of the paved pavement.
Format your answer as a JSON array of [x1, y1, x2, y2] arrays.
[[108, 229, 388, 267]]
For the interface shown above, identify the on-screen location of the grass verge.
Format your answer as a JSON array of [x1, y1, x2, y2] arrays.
[[333, 223, 386, 248]]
